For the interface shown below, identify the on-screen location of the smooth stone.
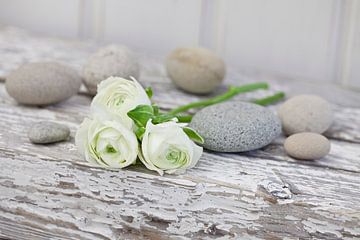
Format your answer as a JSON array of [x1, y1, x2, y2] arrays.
[[284, 132, 330, 160], [83, 45, 140, 95], [188, 102, 281, 152], [278, 95, 333, 135], [28, 121, 70, 144], [165, 47, 225, 94], [5, 62, 82, 106]]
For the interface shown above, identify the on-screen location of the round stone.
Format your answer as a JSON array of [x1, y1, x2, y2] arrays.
[[28, 121, 70, 144], [278, 95, 333, 135], [165, 47, 225, 94], [284, 132, 330, 160], [5, 62, 81, 106], [83, 45, 140, 95], [188, 102, 281, 152]]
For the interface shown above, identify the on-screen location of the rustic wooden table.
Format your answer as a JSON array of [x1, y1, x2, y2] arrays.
[[0, 26, 359, 240]]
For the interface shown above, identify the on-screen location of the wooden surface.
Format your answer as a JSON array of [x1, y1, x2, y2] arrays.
[[0, 27, 360, 240]]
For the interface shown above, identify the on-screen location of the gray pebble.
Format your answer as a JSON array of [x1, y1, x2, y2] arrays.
[[278, 95, 333, 135], [83, 45, 140, 95], [28, 122, 70, 144], [5, 62, 82, 106], [189, 102, 281, 152], [284, 132, 330, 160], [166, 47, 225, 94]]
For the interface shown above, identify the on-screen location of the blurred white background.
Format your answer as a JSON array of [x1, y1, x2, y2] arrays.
[[0, 0, 359, 89]]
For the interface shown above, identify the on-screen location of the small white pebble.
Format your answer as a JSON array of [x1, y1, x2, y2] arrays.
[[278, 95, 333, 135], [83, 45, 139, 95], [165, 47, 225, 94], [284, 132, 331, 160]]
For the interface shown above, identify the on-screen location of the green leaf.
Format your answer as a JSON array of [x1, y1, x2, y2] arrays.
[[183, 127, 204, 144], [135, 127, 146, 140], [152, 114, 175, 124], [145, 87, 153, 99], [127, 105, 154, 128]]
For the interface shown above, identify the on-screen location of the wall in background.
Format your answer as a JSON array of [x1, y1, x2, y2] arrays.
[[0, 0, 359, 88], [0, 0, 81, 38], [338, 0, 360, 88]]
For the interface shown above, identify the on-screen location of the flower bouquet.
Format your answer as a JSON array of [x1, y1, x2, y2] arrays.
[[76, 77, 284, 175]]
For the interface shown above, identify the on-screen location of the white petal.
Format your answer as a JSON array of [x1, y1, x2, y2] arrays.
[[138, 145, 164, 176], [75, 118, 92, 157], [189, 143, 203, 169], [90, 76, 150, 130]]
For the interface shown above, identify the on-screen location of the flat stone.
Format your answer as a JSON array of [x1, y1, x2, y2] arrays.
[[28, 121, 70, 144], [189, 102, 281, 152], [284, 132, 330, 160], [5, 62, 82, 106]]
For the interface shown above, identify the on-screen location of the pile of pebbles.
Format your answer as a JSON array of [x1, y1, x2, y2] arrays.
[[278, 95, 333, 160], [189, 94, 333, 161]]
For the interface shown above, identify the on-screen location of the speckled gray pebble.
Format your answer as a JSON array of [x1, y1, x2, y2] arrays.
[[284, 132, 330, 160], [5, 62, 82, 106], [189, 102, 281, 152], [28, 122, 70, 144]]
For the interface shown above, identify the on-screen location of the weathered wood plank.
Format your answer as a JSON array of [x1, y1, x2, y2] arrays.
[[1, 145, 360, 239], [0, 83, 360, 239], [1, 83, 359, 172]]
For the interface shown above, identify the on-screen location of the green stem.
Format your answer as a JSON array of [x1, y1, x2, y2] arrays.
[[175, 92, 285, 123], [168, 82, 269, 115], [176, 115, 193, 123], [252, 92, 285, 105]]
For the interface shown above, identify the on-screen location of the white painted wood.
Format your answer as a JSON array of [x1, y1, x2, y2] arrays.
[[199, 0, 227, 55], [338, 0, 360, 89], [221, 0, 342, 83], [78, 0, 96, 40], [0, 0, 81, 38], [103, 0, 202, 56]]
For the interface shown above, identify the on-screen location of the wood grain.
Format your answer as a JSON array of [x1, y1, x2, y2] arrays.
[[0, 26, 360, 240], [1, 83, 360, 239]]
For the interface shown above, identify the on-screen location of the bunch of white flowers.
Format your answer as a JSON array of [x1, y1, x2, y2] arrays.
[[76, 76, 285, 175], [76, 77, 203, 175]]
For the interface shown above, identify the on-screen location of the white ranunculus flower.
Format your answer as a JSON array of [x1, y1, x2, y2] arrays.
[[91, 76, 151, 129], [139, 120, 203, 175], [75, 118, 138, 168]]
